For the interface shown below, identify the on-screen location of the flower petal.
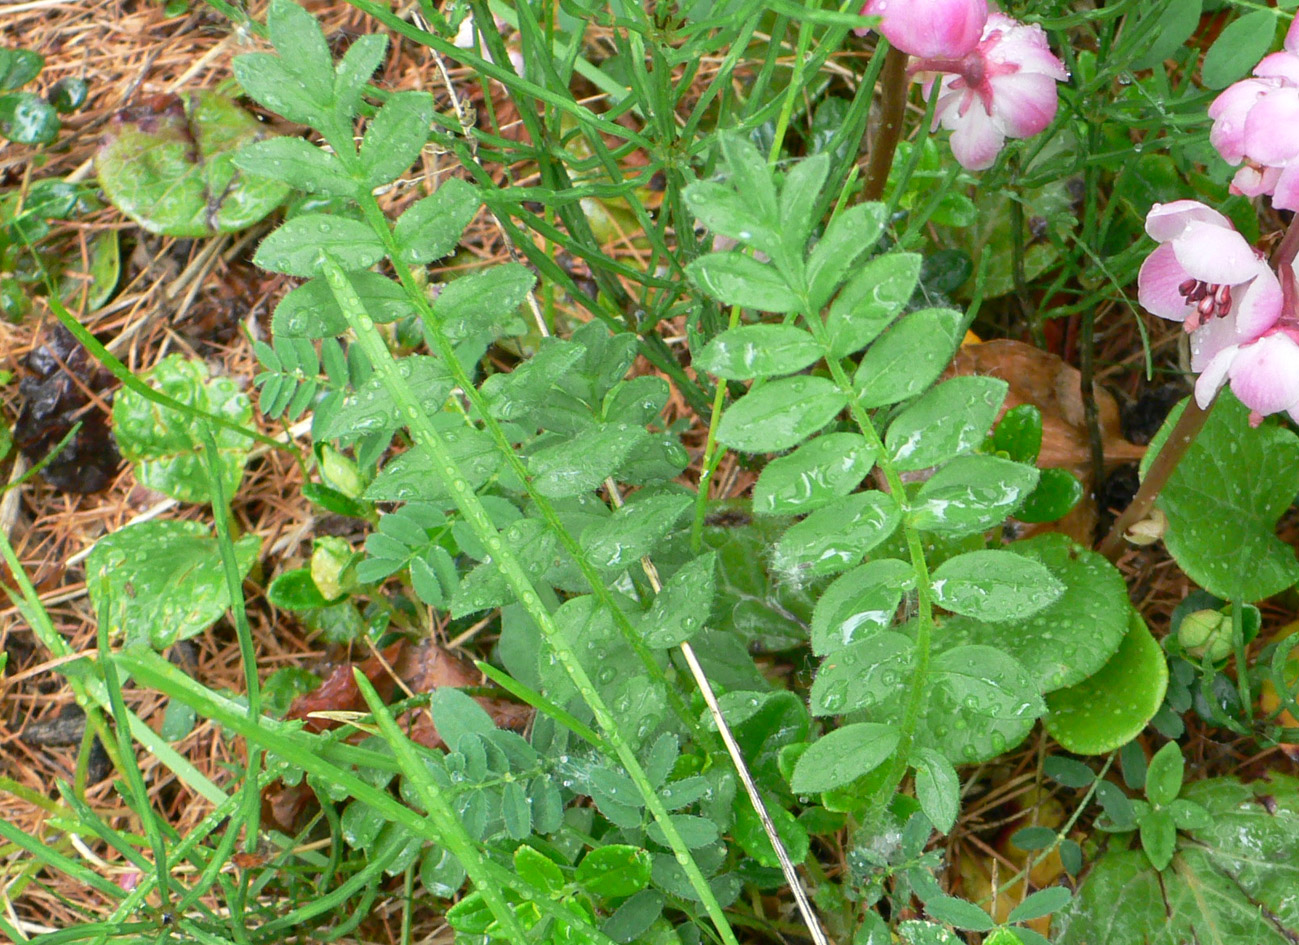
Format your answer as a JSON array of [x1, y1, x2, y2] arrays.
[[1144, 200, 1231, 242], [1272, 163, 1299, 212], [1233, 266, 1284, 338], [1256, 50, 1299, 84], [987, 71, 1059, 138], [1209, 78, 1272, 164], [1228, 334, 1299, 416], [945, 101, 1004, 170], [1190, 314, 1241, 372], [1195, 345, 1238, 409], [1242, 87, 1299, 165], [863, 0, 988, 58], [1138, 243, 1193, 322], [1171, 220, 1263, 285]]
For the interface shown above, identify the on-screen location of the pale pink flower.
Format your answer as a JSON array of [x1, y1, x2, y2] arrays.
[[1194, 328, 1299, 425], [859, 0, 988, 59], [1208, 19, 1299, 210], [1137, 200, 1281, 337], [914, 14, 1068, 171]]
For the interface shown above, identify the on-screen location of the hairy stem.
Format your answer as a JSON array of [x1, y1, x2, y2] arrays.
[[862, 45, 909, 202]]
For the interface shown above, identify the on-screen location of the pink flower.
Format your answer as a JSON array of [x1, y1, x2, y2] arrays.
[[1137, 200, 1281, 337], [1208, 19, 1299, 210], [859, 0, 988, 59], [913, 14, 1068, 171], [1194, 328, 1299, 424]]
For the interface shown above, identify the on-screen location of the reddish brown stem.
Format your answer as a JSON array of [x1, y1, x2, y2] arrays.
[[862, 46, 910, 202], [1097, 398, 1209, 562]]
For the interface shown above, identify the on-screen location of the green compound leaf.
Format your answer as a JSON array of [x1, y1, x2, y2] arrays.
[[732, 795, 809, 868], [1055, 775, 1299, 945], [810, 631, 913, 716], [913, 747, 960, 834], [910, 454, 1039, 537], [939, 534, 1130, 692], [752, 432, 877, 516], [806, 201, 889, 309], [886, 377, 1007, 472], [931, 549, 1065, 623], [771, 491, 901, 578], [86, 520, 260, 650], [811, 558, 914, 655], [233, 136, 359, 198], [686, 251, 801, 313], [580, 492, 692, 571], [716, 376, 847, 453], [1147, 393, 1299, 603], [393, 178, 481, 266], [1201, 9, 1277, 89], [1044, 610, 1168, 755], [253, 213, 387, 278], [97, 91, 289, 237], [112, 354, 254, 504], [825, 252, 921, 358], [641, 552, 716, 647], [273, 270, 415, 338], [359, 91, 434, 187], [852, 307, 966, 408], [789, 723, 899, 793], [694, 324, 822, 381], [575, 844, 653, 899]]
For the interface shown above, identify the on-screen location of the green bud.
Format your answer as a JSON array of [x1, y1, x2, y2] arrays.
[[310, 536, 357, 601], [1179, 609, 1232, 662], [319, 445, 364, 498]]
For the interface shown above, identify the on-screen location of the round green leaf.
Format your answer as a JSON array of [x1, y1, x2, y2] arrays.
[[1201, 10, 1278, 89], [0, 91, 59, 145], [732, 797, 809, 868], [1045, 611, 1169, 755], [97, 91, 289, 236], [86, 520, 260, 650], [810, 631, 913, 716], [112, 354, 254, 504], [1145, 394, 1299, 602]]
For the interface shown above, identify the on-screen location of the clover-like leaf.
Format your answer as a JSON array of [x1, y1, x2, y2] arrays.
[[97, 91, 289, 237], [112, 355, 253, 504], [86, 520, 260, 650]]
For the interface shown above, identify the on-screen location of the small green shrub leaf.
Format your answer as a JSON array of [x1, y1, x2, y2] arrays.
[[716, 376, 847, 453], [752, 432, 877, 515], [789, 723, 899, 793], [694, 324, 822, 380]]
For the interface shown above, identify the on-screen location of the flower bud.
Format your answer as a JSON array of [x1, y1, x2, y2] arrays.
[[859, 0, 988, 59], [320, 445, 365, 499], [311, 536, 357, 602], [1178, 609, 1232, 662]]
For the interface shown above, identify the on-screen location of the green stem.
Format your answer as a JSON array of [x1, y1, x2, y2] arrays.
[[1232, 599, 1252, 720], [820, 355, 936, 812], [690, 304, 743, 553], [355, 194, 704, 741], [321, 256, 739, 945]]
